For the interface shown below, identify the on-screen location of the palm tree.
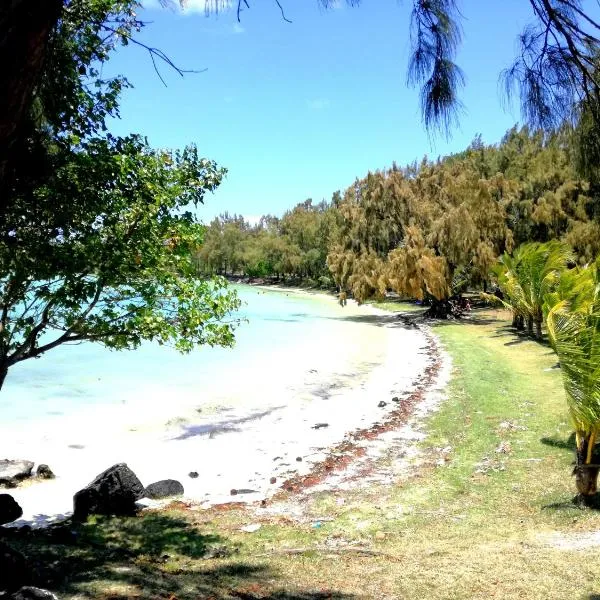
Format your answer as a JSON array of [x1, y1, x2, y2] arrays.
[[492, 247, 528, 331], [545, 260, 600, 499], [493, 241, 573, 339]]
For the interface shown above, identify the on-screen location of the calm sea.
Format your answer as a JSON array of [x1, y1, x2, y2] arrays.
[[0, 285, 351, 425]]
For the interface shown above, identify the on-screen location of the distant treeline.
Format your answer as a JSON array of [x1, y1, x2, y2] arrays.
[[195, 126, 600, 301]]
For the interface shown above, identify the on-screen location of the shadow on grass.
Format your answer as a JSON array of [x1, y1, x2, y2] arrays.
[[4, 512, 355, 600], [540, 432, 576, 452], [543, 494, 600, 512]]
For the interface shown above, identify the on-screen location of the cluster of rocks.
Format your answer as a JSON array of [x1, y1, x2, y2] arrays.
[[0, 462, 185, 527], [0, 461, 54, 489], [71, 463, 184, 521], [0, 463, 186, 599]]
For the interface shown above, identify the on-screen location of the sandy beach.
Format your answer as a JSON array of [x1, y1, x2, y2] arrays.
[[0, 290, 439, 526]]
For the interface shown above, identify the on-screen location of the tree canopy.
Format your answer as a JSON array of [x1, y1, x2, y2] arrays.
[[0, 0, 240, 389]]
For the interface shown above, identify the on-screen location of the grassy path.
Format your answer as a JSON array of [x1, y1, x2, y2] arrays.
[[8, 308, 600, 599]]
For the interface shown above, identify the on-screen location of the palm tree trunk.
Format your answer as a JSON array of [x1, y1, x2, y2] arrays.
[[535, 318, 543, 340], [527, 316, 534, 335], [574, 430, 599, 500], [512, 311, 518, 328]]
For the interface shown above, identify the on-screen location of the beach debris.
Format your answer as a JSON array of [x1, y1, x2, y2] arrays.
[[72, 463, 145, 521], [67, 444, 84, 450], [35, 464, 55, 480], [270, 477, 277, 484], [312, 423, 329, 430], [144, 479, 184, 499], [0, 494, 22, 525], [392, 396, 400, 403], [296, 456, 303, 462], [0, 460, 34, 488], [240, 523, 261, 533], [0, 540, 29, 593], [312, 521, 322, 528], [378, 401, 387, 408], [230, 488, 258, 496], [188, 471, 199, 479]]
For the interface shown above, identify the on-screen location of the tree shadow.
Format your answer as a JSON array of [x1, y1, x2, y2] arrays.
[[322, 312, 419, 330], [3, 512, 355, 599], [540, 432, 576, 452], [543, 494, 600, 512], [173, 407, 285, 441]]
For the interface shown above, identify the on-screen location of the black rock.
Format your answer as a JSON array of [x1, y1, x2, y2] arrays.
[[0, 461, 34, 488], [188, 471, 199, 479], [35, 465, 54, 480], [0, 541, 29, 592], [144, 479, 184, 499], [378, 401, 387, 408], [312, 423, 329, 430], [392, 396, 400, 403], [0, 495, 22, 526], [72, 463, 145, 521], [9, 588, 58, 600]]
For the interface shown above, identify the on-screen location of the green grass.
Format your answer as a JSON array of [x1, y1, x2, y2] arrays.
[[6, 308, 600, 599]]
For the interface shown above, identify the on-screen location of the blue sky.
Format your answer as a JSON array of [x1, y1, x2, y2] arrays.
[[107, 0, 535, 223]]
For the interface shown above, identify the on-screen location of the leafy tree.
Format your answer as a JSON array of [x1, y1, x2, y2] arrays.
[[328, 158, 512, 315], [0, 0, 240, 390], [0, 137, 240, 390]]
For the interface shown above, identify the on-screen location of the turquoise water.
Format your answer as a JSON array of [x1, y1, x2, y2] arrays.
[[0, 285, 347, 425]]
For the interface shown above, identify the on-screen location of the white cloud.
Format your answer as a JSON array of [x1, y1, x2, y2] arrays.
[[307, 98, 330, 110], [181, 0, 233, 14]]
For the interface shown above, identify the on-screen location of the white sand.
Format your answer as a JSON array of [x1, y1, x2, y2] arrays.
[[1, 293, 436, 526]]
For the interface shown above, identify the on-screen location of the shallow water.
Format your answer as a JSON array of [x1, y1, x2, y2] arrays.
[[0, 285, 382, 426]]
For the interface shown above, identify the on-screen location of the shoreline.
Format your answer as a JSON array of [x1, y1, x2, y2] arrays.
[[1, 289, 447, 527]]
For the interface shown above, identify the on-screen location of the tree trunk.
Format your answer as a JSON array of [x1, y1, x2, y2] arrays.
[[511, 312, 518, 328], [535, 318, 543, 340], [574, 431, 599, 502], [0, 365, 7, 391], [527, 316, 533, 335], [574, 465, 599, 497], [0, 0, 63, 208]]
